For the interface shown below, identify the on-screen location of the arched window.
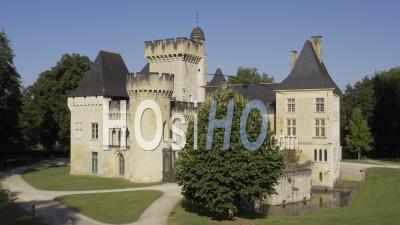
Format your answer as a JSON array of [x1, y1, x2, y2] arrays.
[[118, 154, 124, 176], [324, 149, 327, 161], [319, 149, 322, 161], [118, 130, 121, 146], [319, 172, 323, 181], [126, 129, 130, 147], [163, 121, 168, 141], [314, 149, 317, 161]]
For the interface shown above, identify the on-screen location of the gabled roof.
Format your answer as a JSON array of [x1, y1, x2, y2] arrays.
[[69, 50, 129, 98], [278, 40, 341, 94]]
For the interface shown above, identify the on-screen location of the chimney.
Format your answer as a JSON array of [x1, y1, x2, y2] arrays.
[[290, 50, 298, 70], [310, 35, 322, 63]]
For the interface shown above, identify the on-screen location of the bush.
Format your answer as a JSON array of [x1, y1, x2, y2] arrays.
[[175, 88, 284, 218]]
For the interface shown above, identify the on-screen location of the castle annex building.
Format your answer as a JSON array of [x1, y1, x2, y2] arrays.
[[68, 26, 342, 204]]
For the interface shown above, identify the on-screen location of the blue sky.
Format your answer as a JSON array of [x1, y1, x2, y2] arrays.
[[1, 0, 399, 89]]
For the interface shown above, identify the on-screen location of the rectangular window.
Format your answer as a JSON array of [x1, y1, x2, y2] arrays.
[[316, 98, 324, 112], [287, 119, 296, 136], [287, 98, 295, 112], [91, 123, 98, 139], [91, 152, 98, 174], [315, 119, 325, 137]]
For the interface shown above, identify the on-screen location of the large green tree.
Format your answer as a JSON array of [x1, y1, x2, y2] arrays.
[[21, 54, 91, 151], [228, 67, 274, 84], [345, 107, 374, 159], [340, 76, 375, 156], [175, 88, 284, 218], [0, 31, 23, 157]]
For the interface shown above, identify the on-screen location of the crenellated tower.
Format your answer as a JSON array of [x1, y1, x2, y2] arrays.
[[144, 26, 207, 103], [126, 72, 174, 182]]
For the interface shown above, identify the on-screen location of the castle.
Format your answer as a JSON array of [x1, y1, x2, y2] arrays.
[[68, 25, 342, 204]]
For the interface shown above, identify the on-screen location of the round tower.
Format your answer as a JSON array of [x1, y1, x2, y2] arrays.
[[190, 25, 207, 103], [126, 72, 174, 182]]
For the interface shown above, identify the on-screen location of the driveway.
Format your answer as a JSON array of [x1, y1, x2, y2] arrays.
[[1, 160, 182, 225]]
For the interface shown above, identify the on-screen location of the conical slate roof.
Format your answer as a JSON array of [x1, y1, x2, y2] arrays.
[[70, 50, 129, 98], [278, 40, 341, 94], [205, 67, 226, 95], [208, 68, 226, 86]]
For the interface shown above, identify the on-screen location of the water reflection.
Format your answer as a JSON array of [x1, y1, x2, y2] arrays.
[[257, 189, 353, 216]]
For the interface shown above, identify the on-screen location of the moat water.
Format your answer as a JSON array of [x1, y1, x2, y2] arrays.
[[256, 186, 358, 216]]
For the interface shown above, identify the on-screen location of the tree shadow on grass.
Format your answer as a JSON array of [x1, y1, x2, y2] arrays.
[[180, 199, 266, 222]]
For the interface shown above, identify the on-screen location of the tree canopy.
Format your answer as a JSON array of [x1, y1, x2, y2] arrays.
[[0, 31, 23, 157], [175, 88, 284, 218], [228, 67, 274, 84], [21, 54, 92, 151]]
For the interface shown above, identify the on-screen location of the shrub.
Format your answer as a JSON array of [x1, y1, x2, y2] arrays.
[[175, 88, 284, 218]]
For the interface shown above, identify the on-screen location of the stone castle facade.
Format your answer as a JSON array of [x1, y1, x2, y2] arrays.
[[68, 26, 342, 204]]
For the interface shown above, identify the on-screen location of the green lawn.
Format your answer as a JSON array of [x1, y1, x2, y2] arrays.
[[0, 187, 46, 225], [376, 159, 400, 165], [56, 190, 163, 224], [341, 159, 382, 165], [22, 166, 161, 191], [341, 158, 400, 166], [168, 168, 400, 225]]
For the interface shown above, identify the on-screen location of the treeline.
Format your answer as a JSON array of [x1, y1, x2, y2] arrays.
[[0, 31, 91, 159], [341, 68, 400, 158]]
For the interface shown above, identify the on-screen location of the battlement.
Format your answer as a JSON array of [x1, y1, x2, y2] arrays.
[[126, 72, 174, 96], [144, 37, 204, 60]]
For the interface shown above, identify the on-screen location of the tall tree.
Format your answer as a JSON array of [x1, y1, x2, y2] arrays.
[[21, 54, 91, 151], [175, 88, 284, 218], [340, 76, 375, 155], [0, 31, 23, 157], [345, 107, 374, 159], [228, 67, 274, 84]]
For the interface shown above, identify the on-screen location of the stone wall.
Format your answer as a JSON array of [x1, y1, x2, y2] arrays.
[[264, 162, 312, 205]]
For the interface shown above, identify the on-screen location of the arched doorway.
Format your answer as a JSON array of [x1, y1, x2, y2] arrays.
[[117, 154, 124, 176]]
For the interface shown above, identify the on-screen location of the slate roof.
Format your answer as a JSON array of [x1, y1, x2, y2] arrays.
[[278, 40, 341, 94], [205, 68, 227, 94], [139, 62, 150, 74], [190, 26, 205, 40], [208, 68, 226, 86], [231, 83, 279, 105], [69, 50, 129, 98], [206, 68, 278, 105]]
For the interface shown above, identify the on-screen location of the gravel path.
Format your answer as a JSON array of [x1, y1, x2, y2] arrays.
[[1, 160, 182, 225]]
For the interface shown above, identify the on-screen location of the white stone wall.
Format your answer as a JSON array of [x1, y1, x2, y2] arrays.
[[126, 73, 174, 183], [145, 38, 206, 103], [275, 89, 342, 188], [68, 96, 103, 175]]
